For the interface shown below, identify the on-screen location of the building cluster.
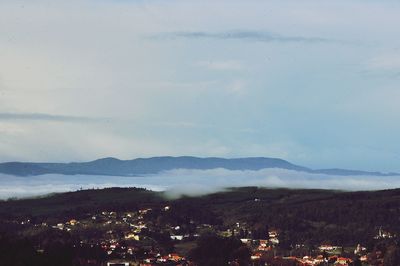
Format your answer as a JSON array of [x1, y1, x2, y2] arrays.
[[11, 206, 391, 266]]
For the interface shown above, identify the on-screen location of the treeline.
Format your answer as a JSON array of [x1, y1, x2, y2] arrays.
[[2, 187, 400, 259], [174, 187, 400, 247]]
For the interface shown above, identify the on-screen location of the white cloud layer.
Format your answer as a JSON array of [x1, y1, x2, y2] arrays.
[[1, 168, 399, 199]]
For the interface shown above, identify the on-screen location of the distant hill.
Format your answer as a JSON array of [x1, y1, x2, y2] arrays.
[[0, 156, 398, 177]]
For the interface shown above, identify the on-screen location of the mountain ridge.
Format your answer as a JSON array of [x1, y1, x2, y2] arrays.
[[0, 156, 398, 177]]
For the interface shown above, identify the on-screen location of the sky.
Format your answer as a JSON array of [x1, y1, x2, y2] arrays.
[[1, 0, 400, 172]]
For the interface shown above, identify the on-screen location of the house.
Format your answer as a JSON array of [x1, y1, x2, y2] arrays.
[[354, 243, 366, 255], [269, 237, 279, 244], [257, 239, 271, 251], [106, 261, 130, 266], [125, 233, 140, 241], [334, 257, 353, 265], [168, 253, 184, 262], [170, 235, 184, 240], [268, 230, 278, 238], [251, 253, 262, 260], [144, 258, 156, 264], [56, 223, 64, 230], [138, 208, 152, 214], [374, 227, 395, 239], [319, 244, 334, 251], [240, 238, 251, 244]]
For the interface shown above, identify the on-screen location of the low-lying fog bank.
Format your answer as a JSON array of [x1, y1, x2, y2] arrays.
[[0, 168, 399, 199]]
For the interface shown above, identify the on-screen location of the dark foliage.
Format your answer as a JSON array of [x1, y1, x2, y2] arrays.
[[2, 187, 400, 264], [188, 233, 251, 266]]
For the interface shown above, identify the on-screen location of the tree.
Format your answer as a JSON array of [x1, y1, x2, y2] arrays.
[[188, 233, 251, 265], [384, 246, 400, 266]]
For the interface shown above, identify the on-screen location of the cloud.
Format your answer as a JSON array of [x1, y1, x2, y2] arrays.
[[368, 53, 400, 71], [0, 174, 165, 199], [196, 60, 243, 71], [1, 168, 399, 199], [159, 168, 400, 197], [153, 30, 331, 43], [227, 79, 247, 95], [0, 113, 104, 123], [361, 52, 400, 79]]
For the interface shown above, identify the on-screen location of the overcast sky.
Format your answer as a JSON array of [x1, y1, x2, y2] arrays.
[[1, 0, 400, 172]]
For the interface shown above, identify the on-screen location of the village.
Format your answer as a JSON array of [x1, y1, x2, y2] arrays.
[[10, 203, 395, 266]]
